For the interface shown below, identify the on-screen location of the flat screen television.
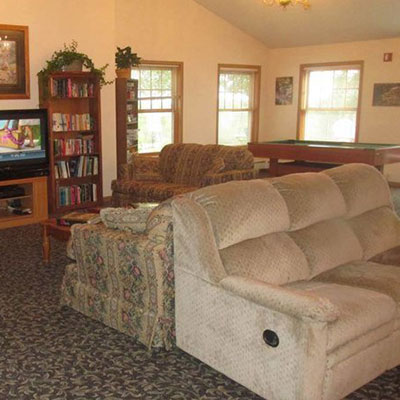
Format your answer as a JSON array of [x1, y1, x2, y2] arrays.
[[0, 109, 49, 180]]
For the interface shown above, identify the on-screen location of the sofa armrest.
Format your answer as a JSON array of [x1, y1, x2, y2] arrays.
[[220, 276, 339, 322], [200, 168, 258, 187], [118, 163, 133, 179], [118, 156, 162, 181]]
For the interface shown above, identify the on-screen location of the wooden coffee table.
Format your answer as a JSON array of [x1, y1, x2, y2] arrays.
[[40, 218, 71, 265]]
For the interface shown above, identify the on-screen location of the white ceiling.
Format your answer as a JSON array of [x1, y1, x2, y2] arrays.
[[194, 0, 400, 48]]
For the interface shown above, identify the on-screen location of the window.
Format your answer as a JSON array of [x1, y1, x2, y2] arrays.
[[132, 61, 183, 153], [217, 65, 260, 146], [298, 61, 363, 142]]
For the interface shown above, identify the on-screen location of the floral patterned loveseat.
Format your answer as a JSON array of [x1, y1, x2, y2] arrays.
[[111, 143, 258, 206], [60, 202, 175, 350]]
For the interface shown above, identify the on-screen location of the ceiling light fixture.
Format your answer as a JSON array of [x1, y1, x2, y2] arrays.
[[264, 0, 311, 10]]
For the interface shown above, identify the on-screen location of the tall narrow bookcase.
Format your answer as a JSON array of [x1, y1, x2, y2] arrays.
[[115, 78, 138, 177], [39, 72, 103, 214]]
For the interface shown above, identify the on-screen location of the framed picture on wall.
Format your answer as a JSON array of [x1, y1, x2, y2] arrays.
[[373, 83, 400, 107], [0, 24, 30, 99], [275, 77, 293, 105]]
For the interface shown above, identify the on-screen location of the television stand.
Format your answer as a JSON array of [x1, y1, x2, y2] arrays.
[[0, 176, 48, 229]]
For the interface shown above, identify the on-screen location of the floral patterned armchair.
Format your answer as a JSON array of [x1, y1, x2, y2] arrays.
[[60, 201, 176, 350]]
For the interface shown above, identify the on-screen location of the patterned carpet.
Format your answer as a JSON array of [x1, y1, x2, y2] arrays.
[[0, 224, 399, 400]]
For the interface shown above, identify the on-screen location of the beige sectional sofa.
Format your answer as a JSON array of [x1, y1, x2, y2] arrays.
[[171, 163, 400, 400]]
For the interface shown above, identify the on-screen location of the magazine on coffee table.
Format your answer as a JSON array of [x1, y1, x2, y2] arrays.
[[57, 211, 101, 226]]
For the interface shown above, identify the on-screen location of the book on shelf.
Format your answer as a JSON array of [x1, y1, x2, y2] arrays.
[[126, 114, 137, 124], [54, 137, 95, 156], [52, 113, 92, 132], [55, 156, 99, 179], [56, 211, 101, 226], [51, 78, 94, 98], [58, 183, 97, 207]]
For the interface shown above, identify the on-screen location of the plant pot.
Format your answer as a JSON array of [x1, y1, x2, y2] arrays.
[[61, 60, 84, 72], [116, 68, 132, 79]]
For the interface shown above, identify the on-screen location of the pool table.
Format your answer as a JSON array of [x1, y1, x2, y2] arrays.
[[248, 140, 400, 177]]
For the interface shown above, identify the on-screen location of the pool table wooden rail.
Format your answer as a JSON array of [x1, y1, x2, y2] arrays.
[[248, 141, 400, 177]]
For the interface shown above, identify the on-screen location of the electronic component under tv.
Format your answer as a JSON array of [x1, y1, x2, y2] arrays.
[[0, 109, 49, 180]]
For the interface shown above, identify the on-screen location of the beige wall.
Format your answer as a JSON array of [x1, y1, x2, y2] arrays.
[[0, 0, 116, 195], [1, 0, 270, 196], [2, 1, 400, 191], [115, 0, 270, 145], [264, 37, 400, 180]]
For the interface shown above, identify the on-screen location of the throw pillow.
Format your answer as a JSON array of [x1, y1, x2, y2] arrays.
[[100, 206, 157, 233]]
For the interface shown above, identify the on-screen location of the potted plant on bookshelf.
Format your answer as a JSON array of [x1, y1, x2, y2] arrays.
[[37, 40, 111, 86], [115, 46, 141, 78]]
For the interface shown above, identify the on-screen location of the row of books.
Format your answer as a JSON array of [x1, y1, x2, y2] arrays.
[[54, 156, 99, 179], [127, 129, 138, 146], [127, 113, 137, 124], [126, 81, 137, 100], [54, 138, 95, 156], [126, 103, 137, 112], [58, 183, 97, 207], [51, 79, 95, 98], [52, 113, 92, 132]]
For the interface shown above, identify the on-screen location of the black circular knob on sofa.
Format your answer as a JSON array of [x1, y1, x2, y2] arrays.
[[263, 329, 279, 347]]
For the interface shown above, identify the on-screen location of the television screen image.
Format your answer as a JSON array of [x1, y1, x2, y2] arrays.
[[0, 109, 49, 180], [0, 117, 46, 163]]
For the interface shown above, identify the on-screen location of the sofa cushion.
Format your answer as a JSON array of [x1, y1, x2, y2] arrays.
[[288, 219, 363, 278], [159, 143, 187, 182], [348, 206, 400, 260], [220, 232, 310, 285], [158, 143, 254, 184], [112, 180, 198, 202], [216, 145, 254, 171], [272, 172, 346, 231], [315, 260, 400, 309], [188, 179, 290, 249], [370, 245, 400, 266], [287, 281, 397, 352], [173, 145, 225, 186], [132, 154, 161, 181], [323, 163, 393, 218]]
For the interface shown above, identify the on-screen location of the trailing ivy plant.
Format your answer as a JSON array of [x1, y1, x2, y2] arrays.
[[38, 40, 111, 86], [115, 46, 141, 69]]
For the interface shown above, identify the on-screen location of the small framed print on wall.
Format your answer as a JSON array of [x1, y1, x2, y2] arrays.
[[275, 77, 293, 105], [0, 24, 30, 99], [373, 83, 400, 107]]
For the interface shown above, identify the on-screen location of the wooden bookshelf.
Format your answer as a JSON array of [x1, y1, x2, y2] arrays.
[[116, 78, 138, 177], [0, 176, 48, 229], [39, 72, 103, 214]]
